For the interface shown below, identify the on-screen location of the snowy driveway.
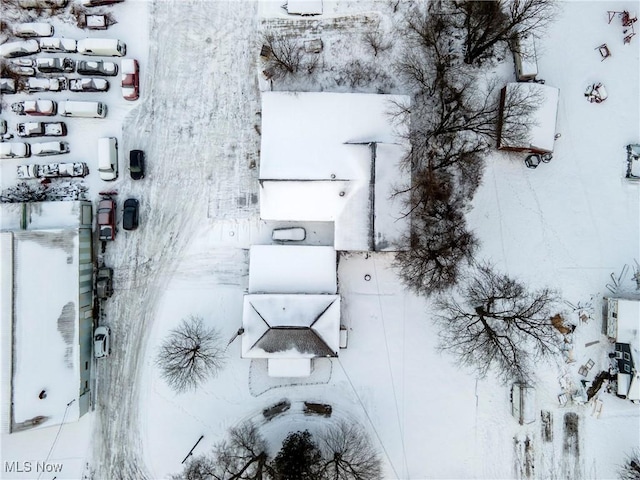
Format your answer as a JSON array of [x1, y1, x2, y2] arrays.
[[92, 1, 260, 477]]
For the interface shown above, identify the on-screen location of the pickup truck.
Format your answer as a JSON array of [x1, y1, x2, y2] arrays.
[[97, 198, 116, 241], [96, 267, 113, 298], [17, 121, 67, 137], [26, 77, 66, 92], [16, 162, 89, 179]]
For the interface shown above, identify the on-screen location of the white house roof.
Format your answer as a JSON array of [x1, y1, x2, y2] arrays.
[[242, 294, 340, 359], [259, 92, 410, 251], [248, 245, 337, 294], [4, 230, 82, 427], [499, 82, 559, 153], [616, 299, 640, 344], [286, 0, 323, 15], [0, 201, 89, 231]]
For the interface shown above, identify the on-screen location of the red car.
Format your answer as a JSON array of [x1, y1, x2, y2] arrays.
[[11, 99, 57, 116], [120, 58, 139, 101], [97, 198, 116, 241]]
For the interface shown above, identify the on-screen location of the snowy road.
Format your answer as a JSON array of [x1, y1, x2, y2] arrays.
[[92, 1, 260, 477]]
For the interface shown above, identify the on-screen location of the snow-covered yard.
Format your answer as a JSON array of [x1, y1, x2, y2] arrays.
[[1, 0, 639, 479]]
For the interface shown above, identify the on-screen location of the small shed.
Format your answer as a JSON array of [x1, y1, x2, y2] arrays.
[[285, 0, 323, 15], [497, 82, 559, 154]]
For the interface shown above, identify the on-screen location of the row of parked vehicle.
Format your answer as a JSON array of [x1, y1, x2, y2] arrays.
[[2, 58, 139, 99], [17, 161, 89, 179], [0, 140, 69, 158], [1, 37, 127, 59]]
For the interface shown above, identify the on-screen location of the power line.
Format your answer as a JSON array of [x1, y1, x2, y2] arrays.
[[336, 358, 399, 479], [372, 257, 410, 479], [37, 399, 75, 480]]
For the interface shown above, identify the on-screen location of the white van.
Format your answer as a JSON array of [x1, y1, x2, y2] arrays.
[[511, 383, 536, 425], [77, 38, 126, 57], [98, 137, 118, 181], [59, 100, 107, 118], [14, 23, 54, 38], [32, 141, 70, 156]]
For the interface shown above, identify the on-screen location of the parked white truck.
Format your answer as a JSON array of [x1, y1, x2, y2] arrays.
[[17, 121, 67, 137]]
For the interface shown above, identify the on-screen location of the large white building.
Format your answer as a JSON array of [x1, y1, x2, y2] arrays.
[[259, 92, 411, 251], [1, 201, 94, 433]]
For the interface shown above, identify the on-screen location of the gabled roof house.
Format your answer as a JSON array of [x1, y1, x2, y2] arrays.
[[242, 245, 339, 377]]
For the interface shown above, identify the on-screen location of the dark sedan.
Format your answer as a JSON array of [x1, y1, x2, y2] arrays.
[[129, 149, 145, 180], [122, 198, 139, 231]]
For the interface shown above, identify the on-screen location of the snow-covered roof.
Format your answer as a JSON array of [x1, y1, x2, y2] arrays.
[[248, 245, 337, 294], [242, 294, 340, 359], [0, 201, 90, 231], [499, 82, 559, 154], [4, 230, 82, 426], [286, 0, 323, 15], [616, 299, 640, 344], [267, 358, 312, 377], [260, 92, 410, 251]]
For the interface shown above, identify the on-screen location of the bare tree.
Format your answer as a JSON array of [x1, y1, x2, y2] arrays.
[[261, 33, 304, 79], [363, 23, 391, 57], [619, 449, 640, 480], [173, 422, 269, 480], [317, 421, 382, 480], [213, 422, 271, 480], [156, 315, 225, 393], [393, 172, 477, 295], [452, 0, 558, 65], [435, 262, 562, 383]]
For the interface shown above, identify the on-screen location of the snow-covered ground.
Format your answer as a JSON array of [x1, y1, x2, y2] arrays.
[[1, 0, 639, 479]]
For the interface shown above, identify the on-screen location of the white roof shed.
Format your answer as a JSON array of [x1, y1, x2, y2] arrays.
[[498, 82, 559, 154]]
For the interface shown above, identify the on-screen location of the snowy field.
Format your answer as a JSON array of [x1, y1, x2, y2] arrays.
[[1, 0, 639, 479]]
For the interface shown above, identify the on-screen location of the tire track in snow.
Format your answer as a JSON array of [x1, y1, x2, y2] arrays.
[[92, 1, 260, 478]]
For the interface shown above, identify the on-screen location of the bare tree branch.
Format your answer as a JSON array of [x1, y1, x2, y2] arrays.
[[435, 262, 562, 383], [156, 315, 226, 393]]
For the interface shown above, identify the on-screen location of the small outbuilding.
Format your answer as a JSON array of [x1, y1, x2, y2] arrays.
[[605, 297, 640, 402], [284, 0, 323, 16], [497, 82, 560, 154]]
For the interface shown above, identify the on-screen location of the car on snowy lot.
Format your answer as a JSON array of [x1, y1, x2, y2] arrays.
[[0, 143, 31, 159], [82, 0, 123, 7], [59, 100, 107, 118], [511, 383, 536, 425], [94, 326, 111, 358], [18, 0, 68, 7], [69, 77, 109, 92], [1, 78, 16, 94], [0, 40, 40, 58], [121, 58, 139, 100], [17, 121, 67, 137], [14, 23, 54, 38], [38, 37, 77, 53], [17, 161, 88, 179], [97, 197, 116, 240], [31, 140, 69, 156], [129, 149, 144, 179], [96, 267, 113, 298], [77, 38, 126, 57], [0, 120, 6, 136], [36, 57, 75, 74], [76, 59, 118, 76], [122, 198, 139, 231], [26, 77, 67, 92], [6, 59, 36, 76], [11, 99, 57, 116]]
